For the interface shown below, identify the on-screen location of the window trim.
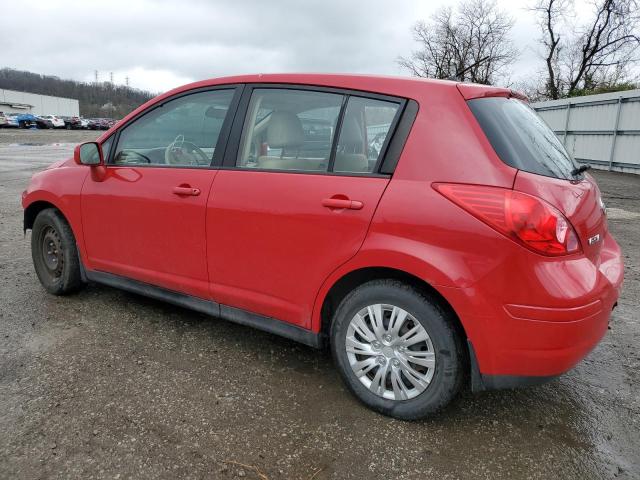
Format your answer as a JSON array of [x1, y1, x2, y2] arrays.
[[379, 99, 418, 175], [222, 83, 409, 177], [105, 84, 244, 169], [326, 95, 349, 173]]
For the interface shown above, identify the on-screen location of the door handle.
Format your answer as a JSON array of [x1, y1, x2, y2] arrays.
[[172, 186, 201, 196], [322, 197, 364, 210]]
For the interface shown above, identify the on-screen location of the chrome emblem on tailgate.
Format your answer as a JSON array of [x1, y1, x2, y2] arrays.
[[588, 234, 601, 245]]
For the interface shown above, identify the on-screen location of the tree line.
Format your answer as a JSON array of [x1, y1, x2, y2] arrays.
[[0, 68, 154, 118], [398, 0, 640, 100]]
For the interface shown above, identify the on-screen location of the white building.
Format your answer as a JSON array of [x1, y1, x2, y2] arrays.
[[0, 89, 79, 116]]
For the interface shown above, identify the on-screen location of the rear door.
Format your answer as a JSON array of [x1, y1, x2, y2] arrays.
[[81, 87, 239, 298], [206, 86, 405, 328]]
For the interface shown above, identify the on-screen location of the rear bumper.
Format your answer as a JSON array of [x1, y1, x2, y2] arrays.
[[467, 340, 558, 391], [443, 233, 623, 385]]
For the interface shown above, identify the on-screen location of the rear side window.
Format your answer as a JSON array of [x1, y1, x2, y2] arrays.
[[468, 97, 577, 180], [236, 89, 343, 172], [334, 97, 400, 173]]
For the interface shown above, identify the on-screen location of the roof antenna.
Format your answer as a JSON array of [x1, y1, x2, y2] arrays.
[[447, 56, 489, 82]]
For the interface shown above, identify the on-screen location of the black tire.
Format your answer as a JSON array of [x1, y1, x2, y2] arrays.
[[31, 208, 84, 295], [330, 279, 465, 420]]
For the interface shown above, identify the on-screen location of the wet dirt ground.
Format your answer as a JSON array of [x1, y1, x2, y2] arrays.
[[1, 129, 639, 479]]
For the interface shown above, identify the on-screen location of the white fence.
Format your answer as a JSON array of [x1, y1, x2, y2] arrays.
[[532, 89, 640, 174]]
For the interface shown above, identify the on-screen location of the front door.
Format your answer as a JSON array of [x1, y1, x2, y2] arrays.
[[81, 87, 238, 298], [207, 87, 403, 327]]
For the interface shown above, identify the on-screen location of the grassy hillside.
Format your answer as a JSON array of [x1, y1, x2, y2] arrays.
[[0, 68, 154, 118]]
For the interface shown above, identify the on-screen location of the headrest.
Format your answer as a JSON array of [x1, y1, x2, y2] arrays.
[[339, 115, 364, 150], [267, 111, 305, 148]]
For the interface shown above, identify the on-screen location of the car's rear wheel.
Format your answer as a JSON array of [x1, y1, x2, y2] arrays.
[[31, 208, 84, 295], [330, 279, 465, 420]]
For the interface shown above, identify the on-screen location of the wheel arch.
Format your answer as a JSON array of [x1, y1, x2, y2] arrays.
[[315, 265, 469, 352], [22, 195, 87, 267], [23, 199, 63, 232]]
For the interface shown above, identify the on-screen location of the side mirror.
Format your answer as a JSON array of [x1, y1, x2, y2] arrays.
[[74, 142, 103, 166]]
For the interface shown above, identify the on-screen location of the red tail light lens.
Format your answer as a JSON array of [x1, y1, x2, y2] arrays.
[[433, 183, 581, 256]]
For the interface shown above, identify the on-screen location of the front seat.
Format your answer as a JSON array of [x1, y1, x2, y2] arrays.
[[258, 111, 323, 171]]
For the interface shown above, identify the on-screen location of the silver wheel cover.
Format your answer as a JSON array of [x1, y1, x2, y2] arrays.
[[346, 304, 436, 401]]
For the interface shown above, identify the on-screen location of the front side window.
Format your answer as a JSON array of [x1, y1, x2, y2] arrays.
[[334, 96, 400, 173], [236, 89, 343, 172], [112, 89, 235, 167], [99, 136, 114, 163]]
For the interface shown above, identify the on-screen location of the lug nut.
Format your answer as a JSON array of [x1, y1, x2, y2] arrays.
[[383, 334, 392, 343], [372, 341, 381, 350], [376, 356, 386, 365], [392, 359, 400, 367]]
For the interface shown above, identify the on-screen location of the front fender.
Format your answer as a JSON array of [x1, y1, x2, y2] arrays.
[[22, 164, 89, 264]]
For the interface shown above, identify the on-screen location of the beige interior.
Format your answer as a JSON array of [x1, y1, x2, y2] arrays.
[[257, 111, 327, 171], [333, 115, 368, 173]]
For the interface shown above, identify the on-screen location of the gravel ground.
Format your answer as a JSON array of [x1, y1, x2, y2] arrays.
[[1, 130, 639, 479], [0, 128, 100, 145]]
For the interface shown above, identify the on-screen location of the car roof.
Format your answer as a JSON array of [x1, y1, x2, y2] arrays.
[[168, 73, 460, 98], [98, 73, 516, 142]]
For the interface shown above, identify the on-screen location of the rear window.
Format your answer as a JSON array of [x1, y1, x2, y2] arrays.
[[468, 97, 577, 180]]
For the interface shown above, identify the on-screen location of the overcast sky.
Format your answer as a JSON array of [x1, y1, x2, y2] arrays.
[[1, 0, 593, 93]]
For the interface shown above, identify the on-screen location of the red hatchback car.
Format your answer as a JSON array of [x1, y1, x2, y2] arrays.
[[22, 74, 623, 419]]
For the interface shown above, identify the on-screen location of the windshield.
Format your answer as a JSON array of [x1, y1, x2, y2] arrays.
[[468, 97, 577, 180]]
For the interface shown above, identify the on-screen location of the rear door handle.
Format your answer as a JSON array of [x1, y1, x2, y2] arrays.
[[172, 186, 201, 196], [322, 198, 364, 210]]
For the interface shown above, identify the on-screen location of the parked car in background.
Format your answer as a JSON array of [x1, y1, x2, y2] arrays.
[[22, 74, 623, 420], [0, 112, 8, 127], [40, 115, 66, 128], [3, 113, 19, 128], [102, 118, 116, 129], [61, 116, 84, 129], [35, 116, 54, 129], [86, 118, 113, 130], [8, 113, 37, 128]]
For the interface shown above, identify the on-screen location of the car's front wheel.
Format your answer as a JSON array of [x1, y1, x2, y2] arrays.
[[31, 208, 84, 295], [330, 279, 465, 420]]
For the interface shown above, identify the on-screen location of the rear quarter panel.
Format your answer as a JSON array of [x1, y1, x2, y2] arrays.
[[312, 83, 519, 332]]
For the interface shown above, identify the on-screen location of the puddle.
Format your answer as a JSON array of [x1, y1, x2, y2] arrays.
[[606, 207, 640, 220]]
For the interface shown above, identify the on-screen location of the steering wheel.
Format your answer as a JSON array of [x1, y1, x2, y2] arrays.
[[165, 135, 210, 166]]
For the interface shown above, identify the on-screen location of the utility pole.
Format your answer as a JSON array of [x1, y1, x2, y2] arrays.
[[125, 76, 130, 88], [109, 72, 114, 84], [94, 70, 99, 84]]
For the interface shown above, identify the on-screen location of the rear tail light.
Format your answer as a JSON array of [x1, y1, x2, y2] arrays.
[[433, 183, 581, 256]]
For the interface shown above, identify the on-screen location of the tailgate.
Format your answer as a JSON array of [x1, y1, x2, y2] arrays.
[[514, 170, 607, 264]]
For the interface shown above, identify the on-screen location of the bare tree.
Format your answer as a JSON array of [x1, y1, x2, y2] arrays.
[[398, 0, 518, 85], [531, 0, 571, 99], [533, 0, 640, 99]]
